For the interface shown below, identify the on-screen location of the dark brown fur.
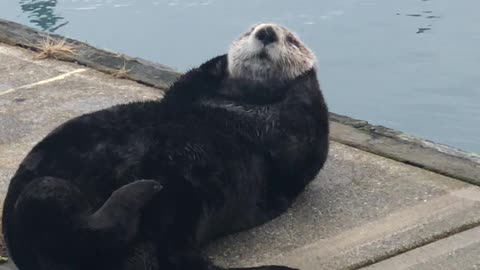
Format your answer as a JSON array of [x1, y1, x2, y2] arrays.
[[3, 32, 329, 270]]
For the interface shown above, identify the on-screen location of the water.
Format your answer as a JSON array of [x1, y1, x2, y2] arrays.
[[1, 0, 479, 153]]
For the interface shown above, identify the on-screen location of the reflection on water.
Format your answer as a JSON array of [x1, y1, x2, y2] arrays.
[[19, 0, 68, 32], [399, 8, 441, 34]]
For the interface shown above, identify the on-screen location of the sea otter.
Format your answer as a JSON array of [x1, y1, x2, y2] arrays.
[[2, 23, 329, 270]]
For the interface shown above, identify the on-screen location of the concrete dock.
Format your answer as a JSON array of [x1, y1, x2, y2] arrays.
[[1, 20, 480, 270]]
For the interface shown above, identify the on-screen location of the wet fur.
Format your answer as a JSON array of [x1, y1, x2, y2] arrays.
[[2, 27, 329, 270]]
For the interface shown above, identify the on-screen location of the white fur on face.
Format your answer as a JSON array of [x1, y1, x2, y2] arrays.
[[228, 23, 316, 82]]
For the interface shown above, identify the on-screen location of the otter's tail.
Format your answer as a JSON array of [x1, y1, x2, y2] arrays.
[[4, 177, 161, 270]]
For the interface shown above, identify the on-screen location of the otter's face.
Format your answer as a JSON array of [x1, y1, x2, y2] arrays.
[[228, 23, 316, 82]]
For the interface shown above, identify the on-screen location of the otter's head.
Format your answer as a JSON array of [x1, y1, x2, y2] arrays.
[[228, 23, 316, 82]]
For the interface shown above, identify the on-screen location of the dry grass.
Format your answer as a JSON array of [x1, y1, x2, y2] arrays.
[[0, 256, 7, 264], [114, 53, 134, 61], [113, 61, 132, 79], [32, 36, 76, 60]]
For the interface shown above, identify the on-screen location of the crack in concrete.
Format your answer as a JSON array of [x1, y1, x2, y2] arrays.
[[0, 68, 86, 96]]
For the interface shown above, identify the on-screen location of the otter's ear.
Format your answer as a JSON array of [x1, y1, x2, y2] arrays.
[[198, 55, 228, 77]]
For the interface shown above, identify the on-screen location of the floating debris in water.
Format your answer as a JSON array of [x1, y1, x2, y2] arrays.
[[417, 27, 431, 34], [406, 14, 422, 17]]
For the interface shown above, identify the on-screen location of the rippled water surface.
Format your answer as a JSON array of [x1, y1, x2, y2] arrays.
[[1, 0, 479, 153]]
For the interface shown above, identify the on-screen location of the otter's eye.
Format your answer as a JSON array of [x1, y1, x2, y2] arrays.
[[286, 34, 301, 47]]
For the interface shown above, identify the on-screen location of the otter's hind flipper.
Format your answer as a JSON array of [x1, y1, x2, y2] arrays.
[[9, 177, 161, 270], [86, 179, 162, 247]]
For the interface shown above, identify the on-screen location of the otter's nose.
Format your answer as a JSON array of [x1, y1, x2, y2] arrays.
[[255, 26, 278, 45]]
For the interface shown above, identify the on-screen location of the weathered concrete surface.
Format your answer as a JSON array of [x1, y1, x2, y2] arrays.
[[206, 142, 480, 269], [1, 42, 480, 270], [0, 261, 16, 270], [0, 43, 163, 194], [361, 226, 480, 270], [330, 114, 480, 187], [0, 19, 181, 90], [0, 47, 73, 91]]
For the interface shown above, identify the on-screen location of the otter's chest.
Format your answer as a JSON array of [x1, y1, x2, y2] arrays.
[[198, 99, 315, 157], [199, 100, 280, 138]]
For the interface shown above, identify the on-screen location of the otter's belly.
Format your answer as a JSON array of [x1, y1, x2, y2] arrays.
[[193, 154, 269, 244]]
